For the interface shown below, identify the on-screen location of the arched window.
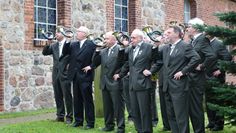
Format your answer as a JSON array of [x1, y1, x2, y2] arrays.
[[184, 0, 191, 23], [114, 0, 128, 32], [34, 0, 57, 40], [184, 0, 197, 23]]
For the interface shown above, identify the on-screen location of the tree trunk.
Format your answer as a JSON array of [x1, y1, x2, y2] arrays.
[[94, 66, 103, 117]]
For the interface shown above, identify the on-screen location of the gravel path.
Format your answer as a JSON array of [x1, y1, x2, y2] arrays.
[[0, 113, 55, 127]]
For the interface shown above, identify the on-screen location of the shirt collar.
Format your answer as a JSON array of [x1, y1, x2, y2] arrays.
[[173, 39, 181, 45], [137, 41, 143, 47], [109, 43, 117, 50], [193, 33, 202, 40], [210, 37, 216, 43], [59, 38, 66, 45], [80, 38, 87, 45]]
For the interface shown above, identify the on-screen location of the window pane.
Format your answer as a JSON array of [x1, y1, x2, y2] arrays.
[[38, 7, 46, 23], [184, 0, 190, 12], [34, 23, 38, 38], [34, 7, 37, 21], [184, 0, 190, 23], [122, 0, 127, 6], [38, 0, 46, 7], [115, 6, 121, 18], [34, 0, 37, 5], [48, 25, 56, 33], [34, 0, 57, 40], [48, 0, 56, 8], [38, 24, 47, 39], [115, 19, 121, 31], [115, 0, 121, 5], [184, 13, 190, 23], [122, 20, 127, 32], [48, 9, 56, 24], [122, 7, 127, 19]]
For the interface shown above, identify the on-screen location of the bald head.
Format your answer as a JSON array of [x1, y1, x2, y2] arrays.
[[131, 29, 144, 39], [130, 29, 144, 46], [105, 31, 116, 40], [104, 31, 117, 47]]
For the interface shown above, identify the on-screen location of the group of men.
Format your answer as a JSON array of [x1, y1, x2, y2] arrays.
[[42, 17, 232, 133]]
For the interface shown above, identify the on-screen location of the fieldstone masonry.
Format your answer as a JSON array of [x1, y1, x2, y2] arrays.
[[71, 0, 106, 36], [141, 0, 165, 30]]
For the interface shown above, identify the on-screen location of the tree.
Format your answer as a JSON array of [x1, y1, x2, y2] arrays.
[[195, 11, 236, 125]]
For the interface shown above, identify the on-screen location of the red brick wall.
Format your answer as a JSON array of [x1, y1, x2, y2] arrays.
[[106, 0, 115, 31], [196, 0, 236, 25], [164, 0, 184, 28], [57, 0, 72, 28], [164, 0, 236, 26], [24, 0, 34, 50], [128, 0, 142, 33]]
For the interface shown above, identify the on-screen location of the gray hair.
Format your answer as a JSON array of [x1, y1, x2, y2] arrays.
[[188, 18, 204, 26], [77, 26, 90, 36]]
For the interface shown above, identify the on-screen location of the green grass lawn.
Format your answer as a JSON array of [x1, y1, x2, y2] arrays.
[[0, 117, 166, 133], [0, 109, 236, 133], [0, 108, 55, 119]]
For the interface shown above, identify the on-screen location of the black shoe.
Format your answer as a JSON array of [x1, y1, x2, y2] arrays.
[[84, 125, 94, 130], [206, 123, 215, 129], [72, 122, 83, 127], [162, 127, 171, 131], [211, 126, 223, 131], [101, 127, 114, 132], [116, 131, 125, 133], [55, 117, 64, 122]]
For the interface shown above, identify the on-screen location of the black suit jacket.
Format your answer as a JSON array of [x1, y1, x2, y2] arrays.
[[206, 39, 232, 82], [120, 43, 158, 91], [91, 45, 125, 90], [151, 40, 201, 92], [191, 34, 216, 71], [63, 40, 96, 81], [42, 42, 70, 82]]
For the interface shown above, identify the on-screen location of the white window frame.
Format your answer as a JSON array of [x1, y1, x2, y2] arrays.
[[114, 0, 128, 32], [34, 0, 57, 40], [184, 0, 191, 23]]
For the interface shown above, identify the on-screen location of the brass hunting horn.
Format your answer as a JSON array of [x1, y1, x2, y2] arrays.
[[142, 26, 162, 42]]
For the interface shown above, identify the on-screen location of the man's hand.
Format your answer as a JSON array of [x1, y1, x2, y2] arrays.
[[113, 74, 120, 81], [82, 66, 92, 73], [143, 69, 152, 76], [174, 71, 183, 80], [213, 70, 221, 77]]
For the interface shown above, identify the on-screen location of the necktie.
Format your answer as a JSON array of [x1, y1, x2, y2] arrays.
[[169, 44, 174, 55], [133, 45, 140, 60], [108, 48, 112, 56], [59, 42, 63, 57], [80, 42, 83, 48], [191, 38, 195, 47]]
